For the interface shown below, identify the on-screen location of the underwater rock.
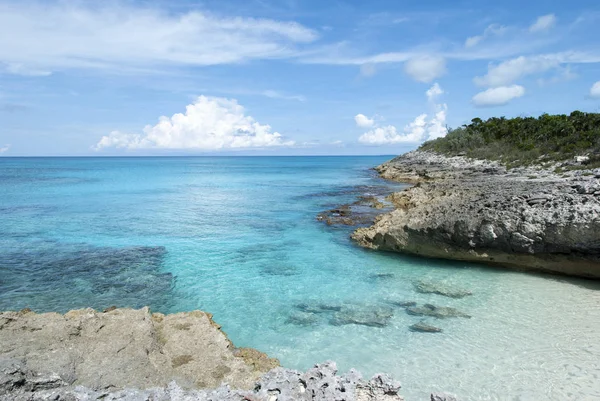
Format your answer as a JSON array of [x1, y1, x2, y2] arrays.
[[414, 280, 473, 299], [354, 195, 386, 209], [0, 244, 173, 313], [409, 321, 442, 333], [385, 299, 417, 308], [285, 311, 319, 326], [368, 273, 396, 280], [295, 301, 343, 314], [431, 393, 459, 401], [406, 304, 471, 319], [329, 305, 394, 328], [316, 204, 377, 227]]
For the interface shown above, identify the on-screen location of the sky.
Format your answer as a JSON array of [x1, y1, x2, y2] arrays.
[[1, 0, 600, 156]]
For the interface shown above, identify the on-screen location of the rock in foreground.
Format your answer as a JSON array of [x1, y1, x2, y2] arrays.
[[352, 151, 600, 278], [0, 307, 456, 400], [0, 307, 278, 393]]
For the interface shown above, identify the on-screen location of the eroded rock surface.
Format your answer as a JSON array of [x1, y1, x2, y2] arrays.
[[352, 151, 600, 278], [0, 359, 409, 401], [0, 307, 278, 393]]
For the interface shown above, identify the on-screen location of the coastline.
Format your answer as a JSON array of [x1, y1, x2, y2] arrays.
[[0, 307, 457, 401], [351, 150, 600, 278]]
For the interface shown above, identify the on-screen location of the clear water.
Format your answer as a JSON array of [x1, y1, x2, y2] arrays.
[[1, 157, 599, 401]]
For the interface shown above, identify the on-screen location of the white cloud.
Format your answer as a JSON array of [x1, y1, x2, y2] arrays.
[[590, 81, 600, 98], [426, 82, 444, 102], [95, 96, 295, 151], [404, 55, 447, 83], [0, 2, 318, 75], [354, 114, 375, 128], [262, 90, 306, 102], [465, 23, 508, 48], [472, 85, 525, 107], [474, 55, 561, 87], [0, 144, 10, 153], [529, 14, 557, 33], [358, 83, 447, 145]]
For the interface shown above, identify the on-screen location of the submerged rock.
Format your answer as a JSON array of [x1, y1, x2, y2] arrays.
[[384, 299, 417, 308], [409, 321, 443, 333], [0, 244, 173, 313], [285, 311, 319, 326], [406, 304, 471, 319], [431, 393, 459, 401], [368, 273, 396, 280], [414, 280, 473, 299], [355, 195, 386, 209], [330, 305, 394, 328], [295, 301, 343, 314]]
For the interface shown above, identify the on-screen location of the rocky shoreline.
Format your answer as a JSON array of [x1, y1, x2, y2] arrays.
[[351, 150, 600, 278], [0, 307, 456, 401]]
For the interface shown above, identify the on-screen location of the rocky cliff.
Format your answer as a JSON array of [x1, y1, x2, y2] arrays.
[[0, 307, 456, 401], [352, 151, 600, 278]]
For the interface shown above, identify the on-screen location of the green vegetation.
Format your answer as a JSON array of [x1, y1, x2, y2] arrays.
[[419, 111, 600, 167]]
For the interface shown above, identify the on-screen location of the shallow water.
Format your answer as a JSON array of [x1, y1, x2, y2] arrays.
[[1, 156, 599, 401]]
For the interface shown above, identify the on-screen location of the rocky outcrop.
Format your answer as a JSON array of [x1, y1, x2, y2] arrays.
[[0, 358, 406, 401], [0, 307, 278, 393], [0, 307, 458, 400], [352, 151, 600, 278]]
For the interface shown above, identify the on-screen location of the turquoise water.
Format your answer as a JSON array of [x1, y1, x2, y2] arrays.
[[1, 156, 599, 401]]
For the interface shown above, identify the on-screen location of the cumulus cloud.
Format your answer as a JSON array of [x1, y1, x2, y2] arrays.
[[591, 81, 600, 98], [0, 2, 318, 75], [404, 55, 447, 83], [474, 55, 561, 87], [95, 96, 294, 151], [0, 144, 10, 153], [358, 83, 447, 145], [465, 23, 507, 48], [472, 85, 525, 107], [426, 83, 444, 102], [529, 14, 557, 33], [354, 114, 375, 128]]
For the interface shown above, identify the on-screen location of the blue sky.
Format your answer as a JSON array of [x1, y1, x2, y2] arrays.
[[1, 0, 600, 156]]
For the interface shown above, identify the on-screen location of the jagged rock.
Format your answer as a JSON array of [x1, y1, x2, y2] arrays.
[[352, 150, 600, 278], [414, 281, 472, 299], [0, 359, 407, 401], [409, 322, 442, 333], [406, 304, 471, 319]]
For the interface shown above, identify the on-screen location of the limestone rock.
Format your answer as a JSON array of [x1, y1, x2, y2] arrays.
[[352, 150, 600, 278], [0, 308, 278, 392]]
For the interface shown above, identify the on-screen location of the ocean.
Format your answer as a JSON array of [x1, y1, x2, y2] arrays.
[[1, 156, 599, 401]]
